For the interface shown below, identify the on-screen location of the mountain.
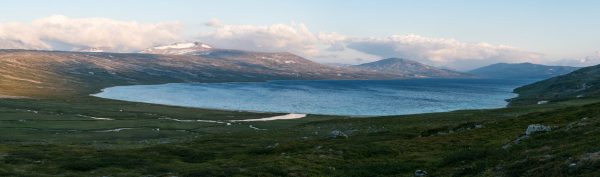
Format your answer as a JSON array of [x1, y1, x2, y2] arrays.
[[352, 58, 469, 78], [509, 64, 600, 105], [0, 48, 399, 98], [468, 62, 579, 79]]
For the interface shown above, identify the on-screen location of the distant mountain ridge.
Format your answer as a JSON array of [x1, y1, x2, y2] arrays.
[[469, 62, 579, 79], [0, 46, 400, 98], [353, 58, 469, 78]]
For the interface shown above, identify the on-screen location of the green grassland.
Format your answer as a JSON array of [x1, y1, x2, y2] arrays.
[[1, 95, 599, 176]]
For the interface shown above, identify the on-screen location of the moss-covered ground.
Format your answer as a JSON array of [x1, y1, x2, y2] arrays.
[[1, 96, 599, 176]]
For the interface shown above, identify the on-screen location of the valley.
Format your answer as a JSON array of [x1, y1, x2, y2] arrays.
[[0, 43, 600, 176], [2, 2, 599, 176], [0, 47, 599, 176]]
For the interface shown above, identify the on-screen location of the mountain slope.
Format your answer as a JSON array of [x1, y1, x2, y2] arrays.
[[0, 49, 398, 98], [469, 62, 579, 79], [353, 58, 469, 78], [510, 64, 600, 105]]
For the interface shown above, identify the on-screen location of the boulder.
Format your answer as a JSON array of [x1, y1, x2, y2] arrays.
[[329, 130, 348, 138], [414, 170, 428, 177], [525, 124, 552, 135]]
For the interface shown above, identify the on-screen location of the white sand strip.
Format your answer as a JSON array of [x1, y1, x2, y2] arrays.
[[95, 128, 134, 132], [78, 114, 114, 120], [230, 113, 307, 122], [159, 117, 232, 125]]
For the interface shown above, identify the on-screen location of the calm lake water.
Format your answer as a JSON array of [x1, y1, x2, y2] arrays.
[[93, 79, 536, 116]]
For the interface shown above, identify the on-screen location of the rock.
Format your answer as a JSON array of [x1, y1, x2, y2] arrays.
[[414, 170, 428, 177], [266, 143, 279, 149], [580, 151, 600, 161], [503, 124, 552, 149], [525, 124, 552, 135], [502, 135, 529, 150], [329, 130, 348, 138], [566, 117, 589, 130]]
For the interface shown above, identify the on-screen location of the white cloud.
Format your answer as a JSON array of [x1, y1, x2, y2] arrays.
[[1, 16, 546, 70], [345, 34, 542, 70], [0, 15, 183, 51], [582, 51, 600, 65], [0, 22, 50, 49], [552, 51, 600, 67], [205, 18, 224, 27], [198, 21, 320, 56], [197, 21, 542, 69], [318, 32, 347, 51]]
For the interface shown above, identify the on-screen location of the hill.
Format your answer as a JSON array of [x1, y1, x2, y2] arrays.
[[510, 64, 600, 105], [353, 58, 469, 78], [469, 62, 579, 79], [0, 49, 398, 98]]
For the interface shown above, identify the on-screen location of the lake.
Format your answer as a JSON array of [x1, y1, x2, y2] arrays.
[[93, 79, 536, 116]]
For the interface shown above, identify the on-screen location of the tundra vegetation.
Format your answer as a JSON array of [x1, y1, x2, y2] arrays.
[[1, 50, 599, 176]]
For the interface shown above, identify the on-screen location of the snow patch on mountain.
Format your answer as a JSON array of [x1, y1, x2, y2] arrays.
[[154, 42, 196, 49], [140, 42, 213, 55], [81, 48, 105, 52]]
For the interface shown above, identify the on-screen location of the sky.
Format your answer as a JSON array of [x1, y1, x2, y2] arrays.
[[1, 0, 599, 70]]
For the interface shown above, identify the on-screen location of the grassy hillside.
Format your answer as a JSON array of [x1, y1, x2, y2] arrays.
[[468, 63, 579, 79], [510, 64, 600, 105]]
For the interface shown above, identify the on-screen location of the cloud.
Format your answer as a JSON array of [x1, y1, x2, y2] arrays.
[[0, 15, 183, 51], [197, 21, 542, 69], [552, 51, 600, 67], [1, 16, 545, 70], [205, 18, 224, 27], [582, 51, 600, 65], [196, 21, 380, 64], [0, 23, 51, 49], [345, 34, 542, 70], [318, 32, 347, 51], [198, 21, 320, 56]]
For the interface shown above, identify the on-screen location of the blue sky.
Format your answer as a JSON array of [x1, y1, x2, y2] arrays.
[[1, 0, 599, 69]]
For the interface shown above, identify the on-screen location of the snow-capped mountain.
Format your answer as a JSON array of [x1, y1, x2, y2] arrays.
[[140, 42, 213, 55]]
